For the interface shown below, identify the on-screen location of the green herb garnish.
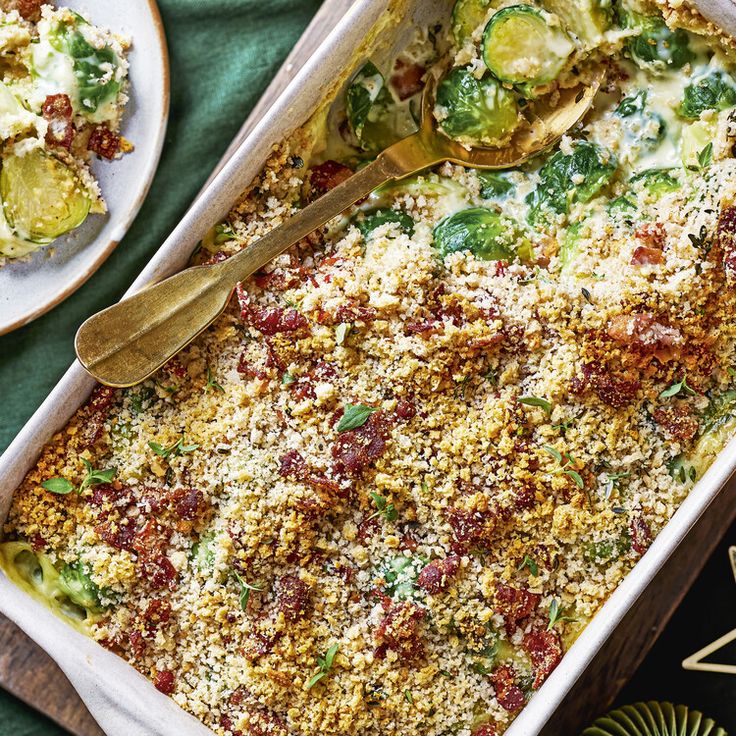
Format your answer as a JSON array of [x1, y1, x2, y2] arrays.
[[42, 459, 116, 496], [233, 572, 263, 610], [518, 555, 539, 576], [337, 403, 377, 432], [659, 375, 696, 399], [148, 435, 200, 460], [203, 366, 224, 394], [367, 492, 398, 522], [519, 396, 552, 416], [547, 598, 576, 630], [543, 446, 585, 489], [41, 477, 75, 495], [306, 643, 340, 690]]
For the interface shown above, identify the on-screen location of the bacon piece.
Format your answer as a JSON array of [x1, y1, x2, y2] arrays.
[[88, 124, 121, 159], [332, 410, 392, 477], [141, 554, 178, 590], [446, 507, 495, 552], [405, 319, 442, 336], [154, 669, 175, 695], [471, 726, 497, 736], [634, 222, 666, 249], [523, 629, 562, 688], [16, 0, 44, 21], [334, 303, 377, 324], [652, 405, 699, 442], [238, 292, 309, 337], [82, 385, 117, 446], [630, 516, 652, 555], [390, 58, 425, 100], [490, 664, 525, 712], [219, 715, 243, 736], [309, 160, 353, 197], [278, 449, 340, 494], [512, 483, 537, 511], [375, 601, 425, 661], [717, 205, 736, 283], [171, 488, 203, 521], [42, 94, 73, 149], [631, 246, 663, 266], [606, 313, 682, 353], [417, 556, 460, 595], [142, 599, 172, 630], [203, 250, 229, 266], [96, 517, 137, 551], [571, 361, 640, 409], [495, 584, 540, 635], [395, 399, 416, 420], [276, 575, 310, 622]]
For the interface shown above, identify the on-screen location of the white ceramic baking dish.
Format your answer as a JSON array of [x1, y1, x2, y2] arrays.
[[3, 0, 736, 734]]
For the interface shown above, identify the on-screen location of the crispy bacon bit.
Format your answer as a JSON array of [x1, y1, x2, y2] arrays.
[[375, 601, 425, 660], [395, 399, 416, 420], [87, 124, 121, 159], [239, 297, 309, 337], [276, 575, 310, 622], [490, 664, 525, 712], [634, 222, 666, 249], [717, 205, 736, 282], [652, 404, 699, 441], [495, 584, 540, 634], [417, 556, 460, 595], [571, 361, 640, 409], [88, 385, 116, 414], [630, 516, 652, 555], [523, 629, 562, 688], [631, 245, 663, 266], [606, 313, 682, 353], [278, 449, 340, 494], [446, 507, 495, 551], [172, 488, 203, 520], [143, 599, 172, 630], [96, 517, 137, 551], [309, 160, 353, 197], [512, 483, 537, 511], [405, 319, 442, 336], [203, 250, 229, 266], [236, 353, 269, 381], [42, 94, 73, 149], [141, 554, 178, 590], [390, 58, 425, 100], [471, 726, 497, 736], [219, 715, 243, 736], [154, 669, 175, 695], [334, 304, 377, 324], [332, 410, 392, 477], [16, 0, 44, 21]]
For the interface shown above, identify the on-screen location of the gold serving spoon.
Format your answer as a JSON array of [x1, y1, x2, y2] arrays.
[[76, 69, 604, 387]]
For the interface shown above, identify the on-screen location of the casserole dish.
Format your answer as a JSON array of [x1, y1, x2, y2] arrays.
[[3, 0, 736, 734]]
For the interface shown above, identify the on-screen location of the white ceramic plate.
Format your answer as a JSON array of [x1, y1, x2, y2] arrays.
[[0, 0, 169, 336]]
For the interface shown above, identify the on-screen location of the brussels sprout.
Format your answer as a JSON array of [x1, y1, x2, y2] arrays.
[[526, 141, 618, 224], [45, 12, 124, 119], [478, 170, 514, 199], [191, 533, 216, 574], [1, 149, 91, 244], [629, 168, 681, 196], [615, 90, 666, 148], [607, 195, 637, 215], [436, 68, 520, 147], [671, 390, 736, 483], [620, 10, 694, 71], [452, 0, 492, 46], [434, 207, 525, 261], [559, 220, 584, 270], [381, 555, 425, 600], [58, 561, 105, 613], [357, 208, 414, 238], [681, 119, 718, 168], [679, 70, 736, 120], [543, 0, 612, 45], [583, 534, 631, 563], [483, 6, 574, 87], [346, 61, 415, 152]]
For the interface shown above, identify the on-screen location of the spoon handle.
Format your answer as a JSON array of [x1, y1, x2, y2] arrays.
[[75, 136, 427, 387]]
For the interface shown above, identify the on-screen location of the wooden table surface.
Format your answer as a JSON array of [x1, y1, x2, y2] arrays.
[[2, 1, 734, 734]]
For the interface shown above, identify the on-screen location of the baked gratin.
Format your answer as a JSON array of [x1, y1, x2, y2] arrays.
[[3, 1, 736, 734]]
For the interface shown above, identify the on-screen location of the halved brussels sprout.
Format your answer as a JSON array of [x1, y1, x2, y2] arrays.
[[436, 68, 520, 147], [1, 148, 90, 243], [526, 141, 618, 224], [679, 70, 736, 120], [434, 206, 523, 261], [559, 220, 584, 270], [452, 0, 492, 46], [629, 168, 681, 196], [58, 561, 105, 613], [615, 90, 666, 149], [620, 10, 694, 71], [543, 0, 611, 46], [681, 119, 717, 168], [482, 6, 574, 87], [478, 170, 514, 199], [357, 208, 415, 238]]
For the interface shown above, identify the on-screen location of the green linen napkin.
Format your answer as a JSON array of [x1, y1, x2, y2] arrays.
[[0, 1, 321, 733]]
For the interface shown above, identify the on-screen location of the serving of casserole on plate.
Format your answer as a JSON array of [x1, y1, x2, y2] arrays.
[[3, 0, 736, 735]]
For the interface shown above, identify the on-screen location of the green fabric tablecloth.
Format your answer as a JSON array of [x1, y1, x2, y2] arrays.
[[0, 1, 320, 733]]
